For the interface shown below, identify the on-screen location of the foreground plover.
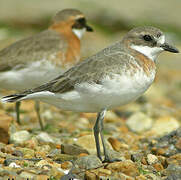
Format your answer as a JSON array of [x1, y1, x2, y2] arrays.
[[2, 26, 179, 162], [0, 9, 93, 129]]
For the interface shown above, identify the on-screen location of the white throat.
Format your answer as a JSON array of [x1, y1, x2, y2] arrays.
[[72, 28, 86, 39], [131, 35, 165, 61]]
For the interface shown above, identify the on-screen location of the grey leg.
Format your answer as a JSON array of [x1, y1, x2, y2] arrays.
[[15, 101, 21, 124], [93, 109, 107, 161], [94, 109, 121, 163], [35, 101, 44, 130]]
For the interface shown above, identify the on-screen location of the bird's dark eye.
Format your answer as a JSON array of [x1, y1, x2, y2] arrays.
[[143, 35, 153, 41]]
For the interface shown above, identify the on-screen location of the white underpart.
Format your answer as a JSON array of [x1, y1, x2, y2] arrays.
[[72, 28, 86, 39], [14, 69, 156, 113], [0, 59, 62, 92], [131, 35, 165, 61]]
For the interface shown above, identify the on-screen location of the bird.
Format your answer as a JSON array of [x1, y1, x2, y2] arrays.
[[1, 26, 179, 162], [0, 8, 93, 130]]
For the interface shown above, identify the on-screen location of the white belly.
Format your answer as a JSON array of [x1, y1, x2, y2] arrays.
[[0, 60, 63, 92], [25, 71, 155, 112]]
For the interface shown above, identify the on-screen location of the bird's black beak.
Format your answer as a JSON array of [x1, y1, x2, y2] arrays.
[[160, 43, 179, 53], [85, 24, 93, 32]]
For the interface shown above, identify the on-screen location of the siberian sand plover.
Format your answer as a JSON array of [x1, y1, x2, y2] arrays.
[[1, 26, 179, 162], [0, 9, 93, 129]]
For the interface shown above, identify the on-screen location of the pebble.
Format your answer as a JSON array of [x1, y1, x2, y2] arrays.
[[75, 134, 112, 155], [147, 154, 158, 165], [106, 160, 139, 177], [126, 112, 153, 133], [12, 150, 23, 157], [61, 161, 73, 170], [152, 116, 180, 136], [0, 113, 13, 144], [51, 154, 77, 162], [36, 132, 54, 143], [61, 144, 89, 155], [9, 130, 31, 144], [20, 171, 36, 179], [98, 168, 112, 176], [75, 155, 102, 170], [108, 137, 129, 151], [35, 160, 51, 168], [150, 128, 181, 157], [21, 148, 35, 158], [165, 164, 181, 179], [9, 162, 21, 168]]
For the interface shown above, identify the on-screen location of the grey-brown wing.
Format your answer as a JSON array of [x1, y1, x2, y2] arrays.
[[31, 44, 131, 94], [0, 29, 68, 72]]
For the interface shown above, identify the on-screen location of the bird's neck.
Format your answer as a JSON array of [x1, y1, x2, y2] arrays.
[[50, 23, 81, 68]]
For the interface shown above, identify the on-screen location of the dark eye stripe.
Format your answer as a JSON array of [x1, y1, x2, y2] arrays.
[[72, 18, 86, 29], [77, 18, 86, 25]]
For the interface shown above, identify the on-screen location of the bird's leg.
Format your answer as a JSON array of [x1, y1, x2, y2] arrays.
[[35, 101, 44, 130], [93, 109, 107, 161], [94, 109, 121, 163], [15, 101, 21, 124]]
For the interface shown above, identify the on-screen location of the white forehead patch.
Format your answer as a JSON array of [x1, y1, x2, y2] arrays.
[[158, 35, 165, 44], [72, 28, 86, 39]]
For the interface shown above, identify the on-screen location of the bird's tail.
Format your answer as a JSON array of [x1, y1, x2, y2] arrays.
[[1, 94, 27, 103]]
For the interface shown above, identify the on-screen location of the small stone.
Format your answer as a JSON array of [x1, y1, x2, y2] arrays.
[[9, 162, 21, 168], [49, 167, 65, 179], [61, 161, 73, 170], [10, 130, 31, 144], [147, 154, 158, 165], [126, 112, 153, 133], [21, 148, 35, 158], [36, 132, 54, 143], [165, 164, 181, 178], [75, 134, 112, 155], [12, 150, 23, 157], [4, 159, 14, 166], [135, 175, 147, 180], [52, 154, 77, 162], [47, 148, 62, 158], [61, 144, 89, 155], [98, 168, 112, 176], [167, 154, 181, 165], [75, 155, 102, 170], [85, 171, 97, 180], [131, 153, 143, 162], [175, 138, 181, 150], [24, 137, 38, 149], [35, 160, 51, 168], [108, 137, 128, 151], [153, 163, 164, 171], [106, 160, 139, 177], [36, 175, 50, 180], [20, 171, 36, 179], [152, 116, 180, 136], [0, 113, 13, 144]]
